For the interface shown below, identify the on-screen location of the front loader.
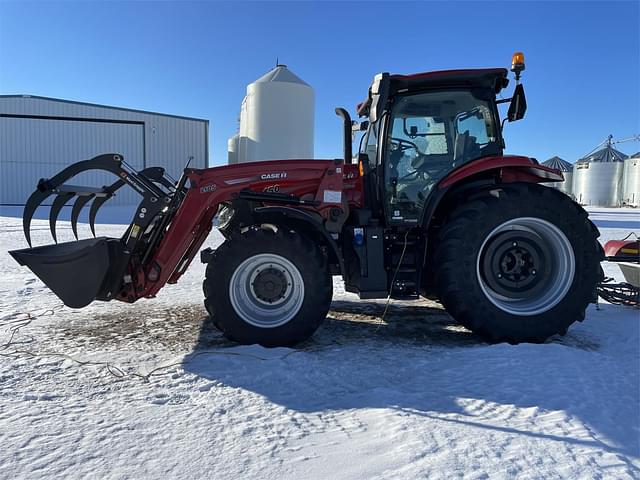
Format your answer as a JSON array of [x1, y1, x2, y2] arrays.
[[10, 53, 605, 346]]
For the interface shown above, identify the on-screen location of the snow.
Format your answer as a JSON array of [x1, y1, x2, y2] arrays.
[[1, 206, 638, 479]]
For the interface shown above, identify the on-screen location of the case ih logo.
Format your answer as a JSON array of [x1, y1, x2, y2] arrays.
[[261, 172, 287, 180], [200, 183, 217, 193]]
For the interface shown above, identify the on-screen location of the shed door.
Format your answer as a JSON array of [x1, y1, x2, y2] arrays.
[[0, 117, 144, 205]]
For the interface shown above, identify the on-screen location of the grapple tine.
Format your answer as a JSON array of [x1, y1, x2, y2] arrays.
[[71, 194, 95, 240], [19, 154, 169, 247], [88, 195, 112, 238], [23, 189, 53, 247], [86, 176, 133, 237], [49, 192, 75, 243]]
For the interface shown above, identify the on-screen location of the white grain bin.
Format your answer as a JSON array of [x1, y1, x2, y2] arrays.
[[541, 156, 573, 197], [235, 65, 314, 163], [572, 144, 626, 207], [228, 133, 239, 165], [621, 154, 640, 206]]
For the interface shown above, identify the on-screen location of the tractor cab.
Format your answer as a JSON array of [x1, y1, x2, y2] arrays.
[[354, 56, 526, 226]]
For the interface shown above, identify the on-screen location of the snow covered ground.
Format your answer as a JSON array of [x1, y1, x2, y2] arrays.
[[0, 206, 638, 479]]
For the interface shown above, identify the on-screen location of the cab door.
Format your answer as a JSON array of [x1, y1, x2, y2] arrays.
[[381, 90, 500, 226], [383, 105, 452, 225]]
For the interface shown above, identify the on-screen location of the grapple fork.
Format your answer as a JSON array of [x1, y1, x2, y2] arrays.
[[9, 153, 183, 308]]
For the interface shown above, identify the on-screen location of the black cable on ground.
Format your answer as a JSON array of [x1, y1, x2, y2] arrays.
[[596, 278, 639, 307], [0, 305, 340, 383]]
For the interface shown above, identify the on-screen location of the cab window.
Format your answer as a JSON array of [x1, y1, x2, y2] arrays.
[[384, 90, 498, 224]]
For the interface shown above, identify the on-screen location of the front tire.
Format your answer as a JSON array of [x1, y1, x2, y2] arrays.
[[203, 227, 332, 347], [434, 183, 603, 343]]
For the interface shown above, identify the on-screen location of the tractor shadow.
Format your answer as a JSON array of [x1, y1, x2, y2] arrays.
[[184, 299, 639, 462], [54, 297, 637, 460]]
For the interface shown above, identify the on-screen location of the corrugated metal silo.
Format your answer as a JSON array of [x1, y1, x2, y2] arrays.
[[572, 143, 626, 207], [542, 156, 573, 196], [621, 154, 640, 206], [236, 65, 314, 163]]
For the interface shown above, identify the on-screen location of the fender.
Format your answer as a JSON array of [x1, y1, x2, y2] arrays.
[[252, 206, 346, 278], [419, 155, 566, 294], [422, 155, 565, 231], [439, 155, 563, 189]]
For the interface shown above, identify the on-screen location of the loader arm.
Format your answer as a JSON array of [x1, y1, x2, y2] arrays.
[[141, 159, 349, 298], [10, 153, 355, 308]]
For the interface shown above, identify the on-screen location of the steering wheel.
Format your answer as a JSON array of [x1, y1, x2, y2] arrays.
[[390, 137, 419, 153], [390, 137, 425, 182]]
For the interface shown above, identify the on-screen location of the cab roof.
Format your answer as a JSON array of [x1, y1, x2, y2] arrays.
[[390, 68, 509, 93], [357, 68, 509, 117]]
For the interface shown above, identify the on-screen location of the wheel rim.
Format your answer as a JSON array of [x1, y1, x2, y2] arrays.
[[229, 253, 305, 328], [476, 217, 575, 316]]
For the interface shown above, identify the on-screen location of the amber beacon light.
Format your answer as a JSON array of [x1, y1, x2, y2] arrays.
[[511, 51, 526, 81]]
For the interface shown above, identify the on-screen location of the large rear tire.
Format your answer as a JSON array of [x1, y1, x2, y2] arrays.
[[434, 183, 603, 343], [203, 227, 332, 347]]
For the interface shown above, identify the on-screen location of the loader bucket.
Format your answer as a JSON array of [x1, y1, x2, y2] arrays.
[[9, 237, 125, 308]]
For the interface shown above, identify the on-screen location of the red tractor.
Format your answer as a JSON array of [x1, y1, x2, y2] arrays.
[[11, 53, 604, 346]]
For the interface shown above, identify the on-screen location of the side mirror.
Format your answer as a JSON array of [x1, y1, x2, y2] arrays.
[[352, 120, 369, 133], [507, 84, 527, 122]]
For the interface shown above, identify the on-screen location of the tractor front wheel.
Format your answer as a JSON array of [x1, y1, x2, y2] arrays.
[[434, 183, 602, 343], [203, 227, 332, 347]]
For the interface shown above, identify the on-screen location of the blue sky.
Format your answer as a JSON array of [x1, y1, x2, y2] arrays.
[[1, 1, 638, 166]]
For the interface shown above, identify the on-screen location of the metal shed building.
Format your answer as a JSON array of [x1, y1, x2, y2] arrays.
[[0, 95, 209, 205]]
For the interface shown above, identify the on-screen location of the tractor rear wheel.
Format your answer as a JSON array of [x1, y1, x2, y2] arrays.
[[203, 227, 332, 347], [434, 183, 603, 343]]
